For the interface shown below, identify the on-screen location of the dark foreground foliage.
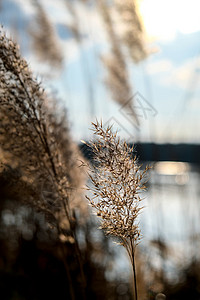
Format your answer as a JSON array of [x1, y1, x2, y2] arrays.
[[0, 167, 134, 300]]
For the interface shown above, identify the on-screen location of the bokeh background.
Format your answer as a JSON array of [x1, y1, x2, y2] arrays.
[[1, 0, 200, 299]]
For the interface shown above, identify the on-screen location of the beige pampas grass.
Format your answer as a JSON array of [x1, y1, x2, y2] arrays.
[[99, 0, 131, 103], [98, 0, 139, 124], [114, 0, 147, 62], [64, 0, 82, 42], [29, 0, 63, 68], [0, 26, 88, 298], [0, 25, 86, 233], [86, 120, 149, 300]]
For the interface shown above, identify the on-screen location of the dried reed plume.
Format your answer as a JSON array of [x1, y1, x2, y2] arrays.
[[0, 25, 86, 236], [114, 0, 147, 62], [98, 0, 139, 125], [0, 26, 87, 298], [86, 120, 149, 300], [29, 0, 63, 68], [64, 0, 82, 42]]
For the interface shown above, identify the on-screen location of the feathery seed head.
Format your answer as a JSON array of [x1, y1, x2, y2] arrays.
[[87, 121, 149, 245]]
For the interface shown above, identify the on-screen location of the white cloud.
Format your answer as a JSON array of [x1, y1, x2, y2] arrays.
[[163, 57, 200, 90], [147, 59, 173, 74]]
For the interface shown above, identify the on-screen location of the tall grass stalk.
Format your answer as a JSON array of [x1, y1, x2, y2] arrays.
[[0, 26, 87, 299], [86, 120, 149, 299]]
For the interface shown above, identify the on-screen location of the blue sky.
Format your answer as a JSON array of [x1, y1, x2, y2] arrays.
[[1, 0, 200, 144]]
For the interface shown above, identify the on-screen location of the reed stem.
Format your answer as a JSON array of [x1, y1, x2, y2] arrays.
[[131, 239, 138, 300]]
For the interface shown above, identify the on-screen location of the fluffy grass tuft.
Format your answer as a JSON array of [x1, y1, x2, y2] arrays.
[[86, 120, 149, 300]]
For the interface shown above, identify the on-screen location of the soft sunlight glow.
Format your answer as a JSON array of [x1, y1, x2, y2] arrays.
[[140, 0, 200, 41], [154, 162, 190, 175]]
